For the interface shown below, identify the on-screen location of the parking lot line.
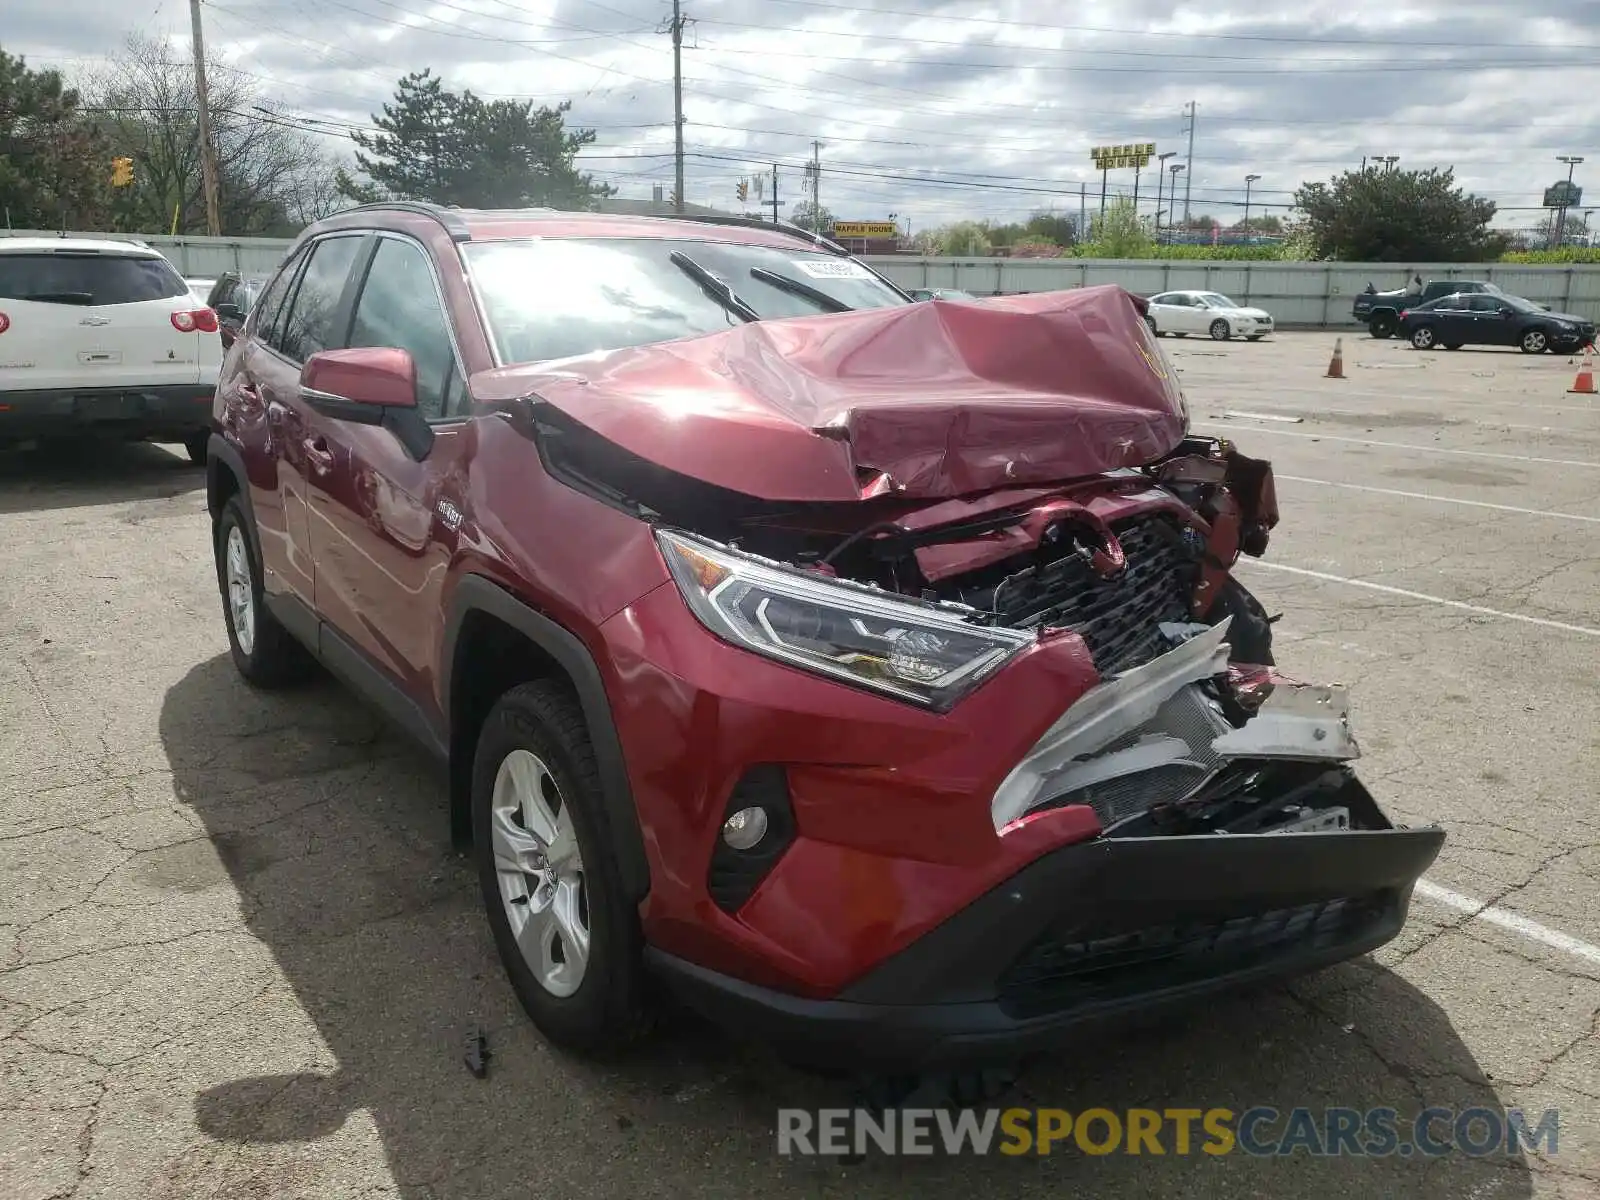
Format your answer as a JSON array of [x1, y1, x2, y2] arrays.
[[1214, 403, 1598, 436], [1193, 421, 1600, 468], [1239, 560, 1600, 638], [1276, 475, 1600, 524], [1415, 880, 1600, 969]]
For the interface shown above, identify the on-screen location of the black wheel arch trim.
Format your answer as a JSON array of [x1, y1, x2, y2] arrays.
[[442, 574, 652, 901], [206, 433, 267, 587]]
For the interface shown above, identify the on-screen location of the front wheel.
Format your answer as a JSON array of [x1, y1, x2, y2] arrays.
[[1209, 318, 1231, 341], [473, 681, 651, 1055], [1410, 325, 1436, 350], [1520, 329, 1549, 354], [1368, 314, 1397, 339]]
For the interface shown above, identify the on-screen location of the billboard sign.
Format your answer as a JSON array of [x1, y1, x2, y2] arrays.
[[1543, 180, 1583, 208], [1091, 143, 1156, 170], [831, 221, 900, 238]]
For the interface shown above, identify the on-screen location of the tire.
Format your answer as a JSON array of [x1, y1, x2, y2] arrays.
[[473, 680, 650, 1056], [1144, 315, 1158, 336], [183, 430, 210, 466], [1520, 329, 1549, 354], [1368, 314, 1396, 339], [1209, 318, 1231, 341], [1410, 325, 1436, 350], [213, 496, 317, 688]]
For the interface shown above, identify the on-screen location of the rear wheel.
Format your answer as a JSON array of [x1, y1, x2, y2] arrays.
[[1410, 325, 1437, 350], [1209, 318, 1231, 341], [1520, 329, 1549, 354], [473, 681, 650, 1055], [213, 497, 316, 687], [1368, 314, 1396, 339], [1144, 314, 1158, 336]]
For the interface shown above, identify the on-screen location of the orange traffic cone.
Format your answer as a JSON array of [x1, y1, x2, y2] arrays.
[[1570, 343, 1596, 395], [1326, 337, 1345, 379]]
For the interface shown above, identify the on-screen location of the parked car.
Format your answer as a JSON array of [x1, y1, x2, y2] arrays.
[[204, 202, 1442, 1074], [0, 237, 221, 462], [1144, 290, 1274, 340], [204, 271, 271, 349], [186, 277, 217, 305], [1399, 292, 1596, 354], [1353, 278, 1502, 339], [909, 287, 976, 301]]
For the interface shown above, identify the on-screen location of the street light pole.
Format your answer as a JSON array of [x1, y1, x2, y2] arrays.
[[1156, 151, 1176, 242], [1168, 163, 1185, 236], [1244, 173, 1261, 234]]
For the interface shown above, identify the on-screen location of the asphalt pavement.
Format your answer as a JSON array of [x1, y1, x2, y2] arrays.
[[2, 331, 1597, 1198]]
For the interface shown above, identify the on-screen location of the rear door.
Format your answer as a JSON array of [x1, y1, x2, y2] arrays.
[[241, 233, 368, 611], [0, 247, 203, 393], [306, 232, 471, 719]]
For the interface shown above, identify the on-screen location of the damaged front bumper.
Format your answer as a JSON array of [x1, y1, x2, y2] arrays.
[[650, 771, 1444, 1071]]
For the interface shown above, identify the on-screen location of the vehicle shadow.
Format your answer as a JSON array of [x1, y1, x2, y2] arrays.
[[0, 439, 203, 515], [158, 655, 1535, 1199]]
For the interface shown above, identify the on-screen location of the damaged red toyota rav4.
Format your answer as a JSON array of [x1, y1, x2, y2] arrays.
[[205, 203, 1444, 1072]]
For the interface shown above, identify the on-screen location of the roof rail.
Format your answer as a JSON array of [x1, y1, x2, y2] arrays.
[[336, 200, 473, 243], [634, 210, 854, 257]]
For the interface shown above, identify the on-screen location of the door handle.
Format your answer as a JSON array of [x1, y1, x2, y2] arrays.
[[303, 436, 335, 472]]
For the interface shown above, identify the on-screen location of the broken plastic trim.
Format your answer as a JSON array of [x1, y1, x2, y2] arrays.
[[1211, 682, 1360, 762], [991, 618, 1234, 832]]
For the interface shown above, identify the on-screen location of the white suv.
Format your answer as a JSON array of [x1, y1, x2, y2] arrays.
[[0, 237, 223, 462]]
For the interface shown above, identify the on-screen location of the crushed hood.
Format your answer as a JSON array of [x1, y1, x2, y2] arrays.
[[470, 284, 1190, 503]]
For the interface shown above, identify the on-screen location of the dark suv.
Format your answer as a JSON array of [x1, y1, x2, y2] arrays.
[[205, 202, 1442, 1072]]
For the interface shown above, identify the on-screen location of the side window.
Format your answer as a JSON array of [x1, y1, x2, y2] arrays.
[[278, 235, 364, 363], [347, 238, 461, 421], [253, 250, 306, 351]]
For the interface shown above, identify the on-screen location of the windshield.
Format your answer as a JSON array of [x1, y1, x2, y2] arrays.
[[0, 252, 189, 306], [463, 236, 907, 366], [1196, 293, 1239, 309], [1498, 294, 1543, 314]]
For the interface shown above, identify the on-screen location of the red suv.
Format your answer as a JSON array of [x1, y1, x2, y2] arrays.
[[205, 202, 1443, 1072]]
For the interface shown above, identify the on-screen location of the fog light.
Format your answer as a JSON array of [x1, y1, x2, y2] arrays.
[[721, 806, 769, 850]]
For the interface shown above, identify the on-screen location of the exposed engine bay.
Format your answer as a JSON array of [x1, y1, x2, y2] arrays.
[[533, 408, 1375, 842]]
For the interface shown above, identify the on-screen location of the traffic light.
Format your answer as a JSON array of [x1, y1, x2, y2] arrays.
[[110, 157, 134, 188], [736, 180, 748, 202]]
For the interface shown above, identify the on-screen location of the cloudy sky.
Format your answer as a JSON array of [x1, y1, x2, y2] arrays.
[[11, 0, 1600, 233]]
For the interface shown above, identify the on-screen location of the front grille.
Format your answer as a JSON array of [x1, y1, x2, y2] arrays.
[[998, 892, 1392, 1018], [987, 515, 1197, 674]]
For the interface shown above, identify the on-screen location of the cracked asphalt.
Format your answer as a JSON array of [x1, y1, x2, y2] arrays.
[[2, 331, 1597, 1198]]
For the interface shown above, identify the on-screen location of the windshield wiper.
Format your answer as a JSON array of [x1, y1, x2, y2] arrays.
[[668, 251, 760, 323], [749, 267, 853, 314]]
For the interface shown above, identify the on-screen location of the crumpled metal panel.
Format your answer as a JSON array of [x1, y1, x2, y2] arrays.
[[469, 285, 1188, 503]]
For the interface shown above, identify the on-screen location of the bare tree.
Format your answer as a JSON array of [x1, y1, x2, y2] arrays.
[[83, 33, 345, 235]]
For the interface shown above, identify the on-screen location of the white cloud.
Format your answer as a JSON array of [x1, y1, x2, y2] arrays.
[[11, 0, 1599, 233]]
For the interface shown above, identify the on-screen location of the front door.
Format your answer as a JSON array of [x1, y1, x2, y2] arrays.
[[306, 233, 473, 726]]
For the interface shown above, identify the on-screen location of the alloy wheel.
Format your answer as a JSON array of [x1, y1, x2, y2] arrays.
[[1522, 330, 1548, 353], [491, 749, 590, 997], [224, 525, 255, 657]]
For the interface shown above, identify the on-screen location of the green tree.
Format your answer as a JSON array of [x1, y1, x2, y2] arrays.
[[0, 47, 108, 229], [1024, 210, 1077, 246], [790, 199, 834, 232], [932, 221, 992, 256], [340, 69, 612, 209], [1080, 198, 1155, 258], [1294, 166, 1507, 261]]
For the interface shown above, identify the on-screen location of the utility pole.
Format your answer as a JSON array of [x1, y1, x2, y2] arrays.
[[664, 0, 689, 215], [770, 163, 780, 223], [1079, 182, 1087, 240], [809, 139, 823, 231], [1180, 100, 1197, 225], [189, 0, 222, 235]]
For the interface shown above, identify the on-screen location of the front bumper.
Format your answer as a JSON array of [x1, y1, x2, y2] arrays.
[[651, 769, 1444, 1071], [0, 383, 214, 442]]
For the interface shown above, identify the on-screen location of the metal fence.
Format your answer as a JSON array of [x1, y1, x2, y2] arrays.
[[11, 229, 1598, 327]]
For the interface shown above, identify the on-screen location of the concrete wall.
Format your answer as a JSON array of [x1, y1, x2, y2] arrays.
[[12, 229, 1598, 326]]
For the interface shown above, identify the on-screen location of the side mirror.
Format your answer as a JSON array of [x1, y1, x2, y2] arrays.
[[1499, 306, 1514, 317], [300, 347, 432, 460], [214, 301, 243, 322]]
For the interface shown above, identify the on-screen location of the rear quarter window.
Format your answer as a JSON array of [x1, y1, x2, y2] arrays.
[[0, 252, 189, 305]]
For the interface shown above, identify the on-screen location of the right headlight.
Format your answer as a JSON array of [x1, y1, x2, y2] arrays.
[[656, 529, 1035, 709]]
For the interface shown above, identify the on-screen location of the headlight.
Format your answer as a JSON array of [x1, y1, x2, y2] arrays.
[[656, 529, 1034, 709], [1555, 320, 1575, 331]]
